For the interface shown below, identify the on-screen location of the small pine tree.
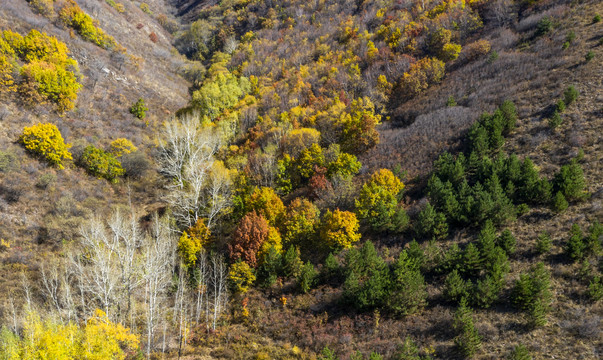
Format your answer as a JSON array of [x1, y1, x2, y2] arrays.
[[453, 298, 481, 358], [388, 250, 427, 315], [323, 252, 341, 283], [587, 276, 603, 302], [444, 269, 469, 303], [563, 86, 579, 106], [298, 261, 318, 293], [462, 243, 482, 275], [528, 297, 547, 327], [535, 233, 552, 254], [566, 223, 585, 262], [554, 160, 586, 202], [497, 229, 517, 255], [447, 96, 457, 107], [397, 337, 422, 360], [548, 111, 562, 129], [509, 344, 532, 360], [282, 246, 303, 278], [552, 191, 568, 213]]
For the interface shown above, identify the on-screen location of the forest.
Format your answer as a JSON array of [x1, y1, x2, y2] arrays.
[[0, 0, 601, 359]]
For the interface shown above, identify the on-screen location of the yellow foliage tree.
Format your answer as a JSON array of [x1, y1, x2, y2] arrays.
[[320, 209, 361, 250], [228, 261, 256, 293], [20, 123, 72, 168], [178, 218, 211, 268], [247, 187, 285, 227]]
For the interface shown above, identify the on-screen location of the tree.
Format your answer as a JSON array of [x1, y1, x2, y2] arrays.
[[298, 261, 318, 293], [566, 223, 585, 262], [356, 169, 406, 232], [554, 160, 586, 202], [535, 232, 552, 254], [444, 269, 469, 303], [497, 229, 516, 256], [343, 241, 390, 310], [320, 209, 361, 250], [282, 246, 303, 278], [388, 250, 427, 315], [177, 218, 211, 268], [415, 202, 448, 240], [228, 261, 256, 294], [229, 211, 270, 267], [453, 299, 481, 358], [108, 138, 137, 157], [247, 186, 285, 227], [20, 123, 72, 169], [511, 262, 552, 327], [282, 198, 320, 249], [340, 97, 381, 154], [552, 191, 568, 213]]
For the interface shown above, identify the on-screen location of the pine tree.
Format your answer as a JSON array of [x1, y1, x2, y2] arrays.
[[497, 229, 517, 256], [388, 250, 427, 315], [566, 223, 585, 262], [282, 246, 303, 278], [552, 191, 568, 213], [444, 269, 469, 303], [462, 243, 482, 275], [397, 337, 422, 360], [554, 160, 586, 202], [453, 298, 482, 358], [298, 261, 318, 293], [416, 203, 448, 240], [477, 220, 497, 264], [536, 233, 552, 254]]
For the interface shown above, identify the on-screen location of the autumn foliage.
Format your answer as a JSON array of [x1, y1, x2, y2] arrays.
[[20, 123, 72, 169], [229, 211, 270, 267]]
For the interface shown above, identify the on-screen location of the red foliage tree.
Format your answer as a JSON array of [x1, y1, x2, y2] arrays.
[[228, 211, 269, 267]]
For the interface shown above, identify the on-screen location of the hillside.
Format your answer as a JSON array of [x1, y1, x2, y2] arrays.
[[0, 0, 602, 359]]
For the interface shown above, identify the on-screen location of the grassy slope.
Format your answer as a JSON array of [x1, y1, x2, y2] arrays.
[[0, 0, 188, 300]]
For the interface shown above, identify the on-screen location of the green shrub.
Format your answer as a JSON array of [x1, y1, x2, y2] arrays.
[[20, 123, 72, 168], [0, 150, 18, 173], [36, 173, 57, 189], [593, 14, 601, 23], [563, 86, 579, 106], [585, 51, 595, 62], [535, 17, 552, 36], [80, 145, 124, 182], [509, 344, 532, 360], [130, 98, 148, 119], [487, 50, 499, 63], [140, 3, 153, 15], [446, 96, 457, 107]]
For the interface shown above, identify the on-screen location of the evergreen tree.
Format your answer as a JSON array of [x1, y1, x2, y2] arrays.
[[566, 223, 585, 261], [497, 229, 517, 256], [298, 261, 318, 293], [343, 241, 390, 309], [439, 243, 462, 274], [511, 262, 552, 327], [554, 160, 586, 202], [462, 243, 482, 275], [388, 250, 427, 315], [397, 337, 422, 360], [283, 246, 303, 278], [499, 100, 517, 136], [416, 203, 448, 240], [477, 220, 497, 264], [552, 191, 569, 213], [453, 298, 482, 358], [256, 246, 282, 287], [444, 269, 469, 303], [323, 252, 342, 283]]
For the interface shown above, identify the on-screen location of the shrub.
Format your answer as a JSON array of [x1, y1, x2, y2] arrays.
[[129, 98, 148, 119], [0, 150, 18, 173], [60, 3, 116, 49], [563, 86, 579, 106], [446, 96, 457, 107], [120, 151, 149, 178], [535, 17, 552, 36], [509, 344, 532, 360], [80, 145, 124, 182], [20, 60, 81, 113], [487, 50, 499, 63], [149, 32, 158, 43], [593, 14, 601, 23], [585, 51, 595, 62], [320, 209, 361, 250], [140, 3, 153, 15], [36, 173, 56, 189], [20, 123, 72, 168]]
